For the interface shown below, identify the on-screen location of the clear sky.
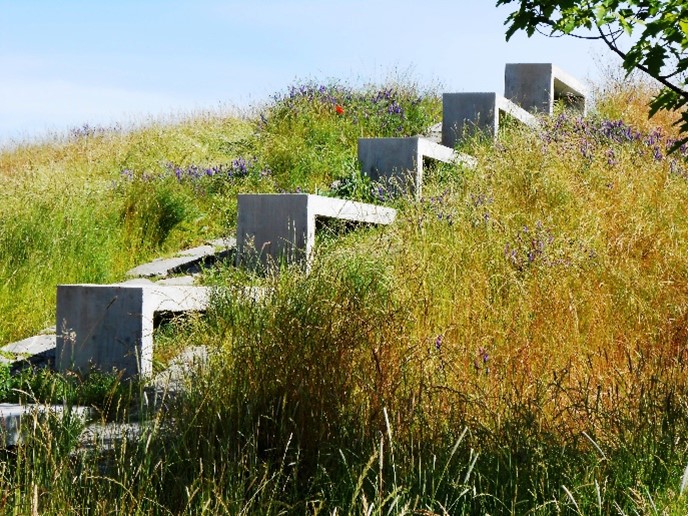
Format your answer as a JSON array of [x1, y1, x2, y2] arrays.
[[0, 1, 608, 147]]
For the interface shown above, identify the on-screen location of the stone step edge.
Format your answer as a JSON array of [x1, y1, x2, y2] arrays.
[[125, 237, 236, 279]]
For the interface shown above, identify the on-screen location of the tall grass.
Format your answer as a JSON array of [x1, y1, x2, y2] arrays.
[[0, 114, 254, 342], [191, 79, 688, 512]]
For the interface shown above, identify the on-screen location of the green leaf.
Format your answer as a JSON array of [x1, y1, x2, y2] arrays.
[[681, 20, 688, 35], [649, 88, 686, 117], [680, 19, 688, 48], [644, 45, 668, 76]]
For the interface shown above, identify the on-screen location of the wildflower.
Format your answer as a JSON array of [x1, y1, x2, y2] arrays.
[[335, 104, 344, 115], [653, 146, 664, 161], [435, 334, 443, 351], [606, 148, 617, 166], [474, 347, 489, 374]]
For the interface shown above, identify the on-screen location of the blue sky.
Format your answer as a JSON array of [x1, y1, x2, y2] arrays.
[[0, 1, 607, 147]]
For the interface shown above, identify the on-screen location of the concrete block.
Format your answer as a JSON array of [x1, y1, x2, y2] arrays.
[[358, 136, 476, 199], [442, 92, 539, 148], [0, 404, 90, 447], [1, 404, 27, 447], [56, 284, 210, 378], [236, 193, 396, 269], [505, 63, 587, 115]]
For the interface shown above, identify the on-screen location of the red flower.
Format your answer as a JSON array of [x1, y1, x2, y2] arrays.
[[335, 104, 344, 115]]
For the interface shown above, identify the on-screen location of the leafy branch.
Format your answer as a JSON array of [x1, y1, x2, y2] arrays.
[[497, 0, 688, 149]]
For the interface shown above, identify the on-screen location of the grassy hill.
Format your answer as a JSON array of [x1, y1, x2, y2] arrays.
[[2, 76, 688, 513]]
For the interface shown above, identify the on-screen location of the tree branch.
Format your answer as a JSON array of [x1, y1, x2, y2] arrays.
[[596, 25, 688, 101]]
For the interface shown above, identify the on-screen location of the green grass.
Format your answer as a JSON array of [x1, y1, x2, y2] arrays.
[[3, 75, 688, 513], [0, 113, 255, 343]]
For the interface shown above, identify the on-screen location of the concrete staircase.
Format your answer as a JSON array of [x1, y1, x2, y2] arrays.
[[358, 62, 587, 199], [0, 62, 587, 447]]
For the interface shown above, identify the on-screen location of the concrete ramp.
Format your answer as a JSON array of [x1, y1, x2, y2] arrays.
[[126, 238, 234, 278]]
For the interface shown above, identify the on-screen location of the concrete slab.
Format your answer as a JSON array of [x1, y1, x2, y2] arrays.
[[2, 333, 55, 357], [505, 63, 587, 115], [156, 275, 196, 286], [126, 238, 235, 278], [77, 421, 144, 454], [420, 122, 442, 144], [442, 92, 539, 148], [0, 404, 90, 447], [236, 193, 396, 269], [56, 284, 211, 378], [118, 278, 156, 286], [358, 136, 476, 199], [1, 333, 56, 371], [145, 346, 209, 410]]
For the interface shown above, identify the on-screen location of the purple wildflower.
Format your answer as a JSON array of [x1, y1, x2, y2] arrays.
[[435, 334, 443, 351]]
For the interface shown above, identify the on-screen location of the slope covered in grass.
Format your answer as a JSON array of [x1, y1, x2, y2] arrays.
[[0, 84, 438, 344], [4, 77, 688, 513], [0, 114, 254, 342]]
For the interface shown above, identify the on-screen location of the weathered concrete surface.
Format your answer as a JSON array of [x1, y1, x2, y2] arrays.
[[56, 284, 210, 378], [126, 238, 235, 278], [2, 334, 55, 358], [151, 346, 208, 392], [77, 421, 144, 454], [0, 404, 90, 447], [237, 193, 396, 269], [156, 275, 196, 286], [144, 345, 209, 411], [442, 92, 539, 148], [420, 122, 442, 144], [505, 63, 587, 115], [0, 333, 56, 371], [358, 136, 476, 198]]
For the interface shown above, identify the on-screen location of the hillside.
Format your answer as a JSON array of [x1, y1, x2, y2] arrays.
[[2, 74, 688, 513]]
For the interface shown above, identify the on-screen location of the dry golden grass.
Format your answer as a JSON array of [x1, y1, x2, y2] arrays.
[[593, 70, 685, 138]]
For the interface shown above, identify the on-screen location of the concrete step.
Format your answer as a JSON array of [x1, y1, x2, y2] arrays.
[[0, 403, 91, 447], [236, 193, 396, 271], [56, 284, 211, 378], [126, 238, 235, 278], [442, 92, 539, 148], [358, 136, 476, 199], [505, 63, 587, 115]]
